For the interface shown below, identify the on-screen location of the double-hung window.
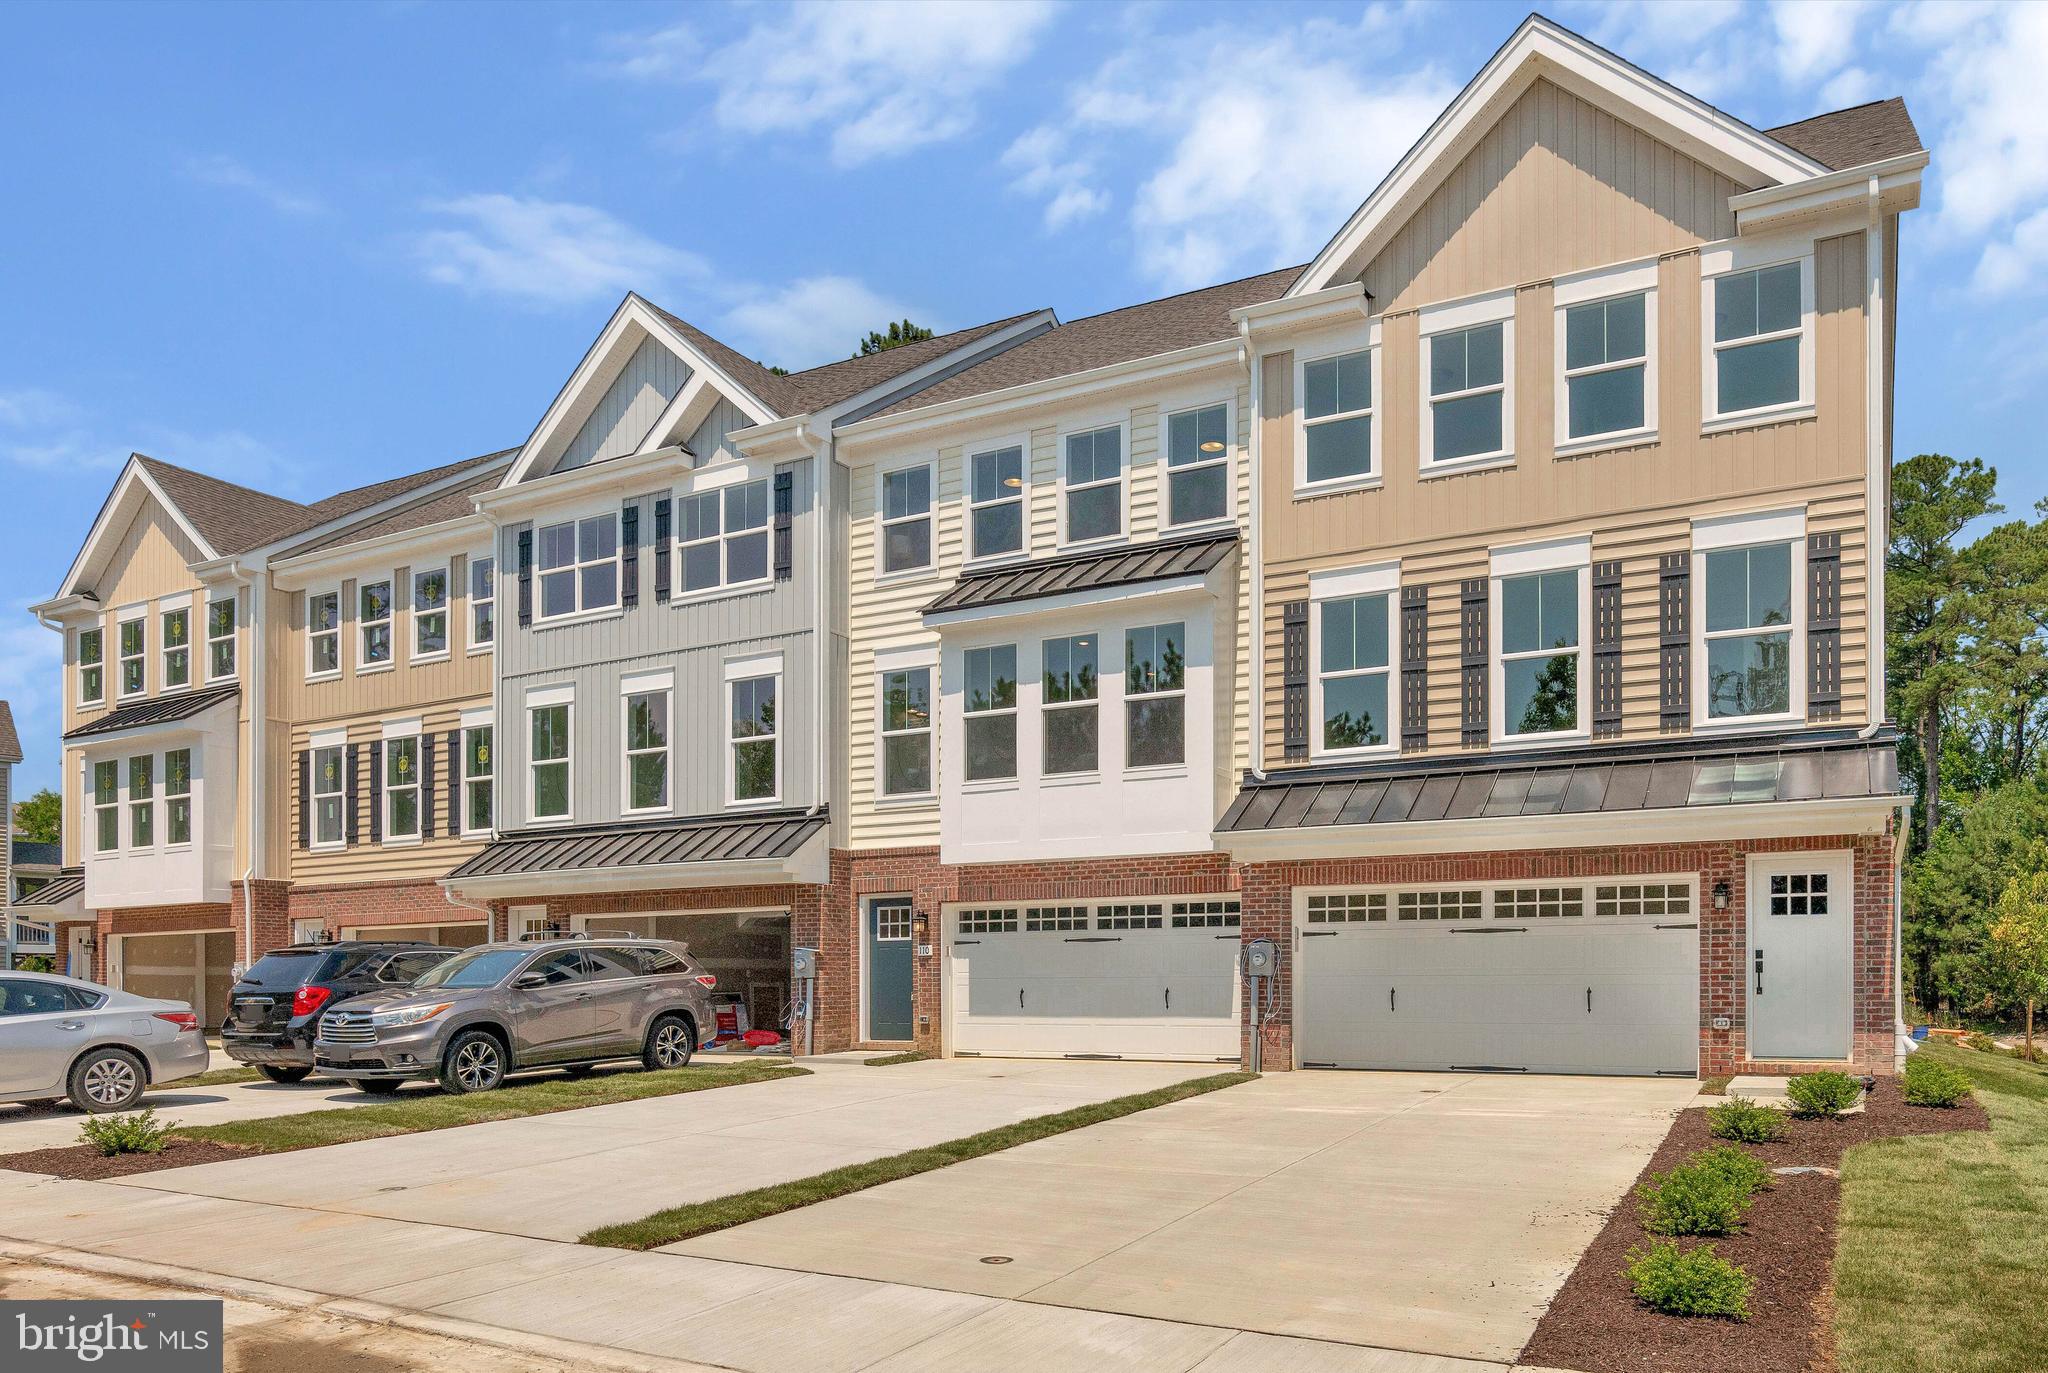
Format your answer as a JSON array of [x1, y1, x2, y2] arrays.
[[78, 627, 103, 705], [968, 444, 1025, 559], [383, 734, 420, 841], [1062, 425, 1123, 544], [1493, 541, 1588, 741], [1300, 348, 1376, 486], [623, 683, 671, 813], [962, 645, 1017, 782], [1314, 576, 1395, 754], [311, 743, 345, 847], [161, 606, 190, 689], [307, 591, 341, 677], [1559, 288, 1652, 445], [1421, 295, 1513, 469], [728, 672, 779, 803], [880, 464, 932, 574], [461, 722, 493, 835], [128, 754, 153, 848], [679, 480, 770, 594], [537, 513, 619, 619], [528, 696, 572, 821], [117, 616, 145, 697], [879, 666, 933, 797], [359, 577, 394, 667], [1125, 622, 1186, 768], [206, 595, 236, 679], [469, 555, 496, 648], [1042, 633, 1098, 775], [1707, 259, 1808, 422], [92, 761, 118, 852], [1703, 542, 1795, 721], [1165, 404, 1230, 525], [412, 566, 449, 658], [164, 748, 192, 845]]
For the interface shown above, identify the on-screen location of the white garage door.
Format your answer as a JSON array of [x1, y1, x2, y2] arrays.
[[1296, 881, 1698, 1077], [950, 898, 1242, 1062]]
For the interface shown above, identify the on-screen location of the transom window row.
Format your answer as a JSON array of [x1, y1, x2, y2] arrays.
[[1306, 882, 1693, 923], [956, 897, 1238, 935]]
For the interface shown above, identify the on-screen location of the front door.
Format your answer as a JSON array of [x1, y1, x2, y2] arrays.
[[866, 898, 914, 1042], [67, 927, 93, 981], [1747, 853, 1853, 1061]]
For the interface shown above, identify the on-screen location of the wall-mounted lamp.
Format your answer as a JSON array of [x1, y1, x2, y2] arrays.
[[1712, 881, 1731, 912], [913, 910, 930, 942]]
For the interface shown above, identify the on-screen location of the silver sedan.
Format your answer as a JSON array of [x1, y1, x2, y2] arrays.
[[0, 971, 211, 1113]]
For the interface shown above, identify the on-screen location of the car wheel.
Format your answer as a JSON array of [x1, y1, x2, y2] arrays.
[[348, 1079, 404, 1096], [259, 1065, 313, 1084], [68, 1048, 146, 1114], [440, 1031, 506, 1095], [644, 1014, 695, 1072]]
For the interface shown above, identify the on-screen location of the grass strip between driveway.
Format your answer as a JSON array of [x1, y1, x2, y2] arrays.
[[1833, 1043, 2048, 1373], [153, 1065, 263, 1090], [174, 1061, 805, 1154], [581, 1070, 1256, 1250]]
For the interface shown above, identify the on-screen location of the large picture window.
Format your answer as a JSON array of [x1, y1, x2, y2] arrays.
[[1062, 426, 1122, 544], [359, 577, 394, 667], [880, 465, 932, 574], [680, 480, 770, 594], [1319, 593, 1392, 752], [623, 687, 671, 812], [1709, 261, 1805, 419], [529, 701, 571, 821], [969, 444, 1024, 558], [1125, 622, 1185, 768], [1165, 404, 1229, 525], [1042, 633, 1098, 775], [161, 607, 190, 689], [879, 666, 933, 796], [1301, 349, 1374, 486], [728, 673, 778, 803], [1498, 569, 1581, 738], [1703, 542, 1794, 719], [537, 513, 619, 619], [962, 644, 1017, 782]]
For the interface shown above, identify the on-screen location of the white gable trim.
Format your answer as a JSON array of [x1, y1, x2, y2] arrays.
[[1289, 15, 1828, 298], [53, 458, 220, 601]]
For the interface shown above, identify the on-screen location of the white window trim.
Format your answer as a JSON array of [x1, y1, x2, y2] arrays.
[[309, 727, 348, 852], [410, 564, 451, 664], [1691, 506, 1808, 731], [204, 593, 237, 682], [1039, 631, 1101, 780], [1161, 396, 1238, 529], [126, 752, 155, 852], [1699, 247, 1817, 432], [963, 432, 1032, 565], [1294, 332, 1382, 497], [1552, 262, 1660, 456], [381, 720, 423, 847], [960, 642, 1020, 790], [162, 746, 194, 850], [1309, 561, 1401, 761], [725, 657, 783, 809], [1488, 535, 1592, 748], [620, 670, 674, 817], [158, 599, 193, 695], [77, 625, 105, 706], [1123, 620, 1189, 775], [356, 573, 397, 675], [1056, 418, 1130, 550], [467, 551, 497, 655], [673, 477, 774, 605], [534, 509, 624, 623], [90, 758, 119, 853], [525, 689, 575, 825], [1419, 289, 1516, 475], [116, 610, 146, 699], [875, 456, 938, 581], [306, 587, 343, 682], [459, 706, 494, 839], [875, 659, 938, 803]]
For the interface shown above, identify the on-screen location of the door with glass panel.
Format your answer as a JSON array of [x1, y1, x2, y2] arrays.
[[866, 897, 915, 1041], [1746, 852, 1852, 1060]]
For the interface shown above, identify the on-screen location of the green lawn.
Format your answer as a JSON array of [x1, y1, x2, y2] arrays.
[[1834, 1043, 2048, 1373], [176, 1061, 803, 1153], [583, 1070, 1256, 1250], [863, 1051, 932, 1066]]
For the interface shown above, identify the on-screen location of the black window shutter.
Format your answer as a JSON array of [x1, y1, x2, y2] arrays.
[[621, 503, 640, 608], [1807, 532, 1842, 720], [1401, 585, 1429, 753], [421, 734, 437, 840], [344, 742, 361, 846], [1281, 600, 1309, 760], [297, 750, 310, 850], [517, 528, 534, 627], [1458, 579, 1487, 748], [653, 499, 672, 603], [1658, 552, 1691, 732], [773, 470, 795, 581], [1592, 560, 1624, 738], [445, 729, 462, 834], [369, 743, 384, 844]]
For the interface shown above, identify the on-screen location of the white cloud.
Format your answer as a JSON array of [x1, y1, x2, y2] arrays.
[[0, 386, 299, 492], [1770, 0, 1871, 84], [603, 0, 1059, 167], [719, 276, 927, 371], [1573, 0, 1746, 99], [1973, 205, 2048, 296], [1001, 126, 1109, 231], [412, 195, 708, 308], [0, 602, 64, 788], [181, 153, 324, 215]]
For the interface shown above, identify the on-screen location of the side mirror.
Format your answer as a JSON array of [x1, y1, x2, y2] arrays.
[[512, 972, 548, 991]]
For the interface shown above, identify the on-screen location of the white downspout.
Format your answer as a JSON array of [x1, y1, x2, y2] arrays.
[[1865, 181, 1888, 730], [1241, 319, 1265, 781], [241, 567, 264, 968], [805, 423, 828, 821]]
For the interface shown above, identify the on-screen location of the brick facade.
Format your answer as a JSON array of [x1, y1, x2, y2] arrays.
[[289, 877, 490, 935]]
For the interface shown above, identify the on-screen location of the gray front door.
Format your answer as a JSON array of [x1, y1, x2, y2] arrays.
[[1747, 853, 1853, 1061], [867, 898, 914, 1041]]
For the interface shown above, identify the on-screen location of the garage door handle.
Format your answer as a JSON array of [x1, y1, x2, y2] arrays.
[[1164, 988, 1170, 1011], [1019, 989, 1025, 1009], [1301, 930, 1337, 938], [1450, 926, 1526, 933], [1064, 936, 1122, 943], [1390, 988, 1396, 1013], [1754, 949, 1764, 997], [1586, 987, 1592, 1014]]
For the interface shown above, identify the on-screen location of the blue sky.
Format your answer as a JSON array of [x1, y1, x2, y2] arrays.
[[3, 0, 2044, 795]]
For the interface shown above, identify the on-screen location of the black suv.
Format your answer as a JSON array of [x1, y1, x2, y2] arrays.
[[222, 942, 456, 1081]]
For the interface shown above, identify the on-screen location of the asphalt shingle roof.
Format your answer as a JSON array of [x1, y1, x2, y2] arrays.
[[12, 839, 62, 868], [1765, 97, 1923, 172], [287, 454, 514, 556], [0, 701, 19, 764]]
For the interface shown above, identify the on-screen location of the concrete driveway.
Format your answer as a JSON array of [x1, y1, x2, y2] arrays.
[[674, 1070, 1697, 1364]]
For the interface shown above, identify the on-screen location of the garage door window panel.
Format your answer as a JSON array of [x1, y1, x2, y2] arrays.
[[1170, 899, 1240, 929], [1396, 889, 1482, 921], [1025, 905, 1088, 932], [963, 644, 1018, 782], [1493, 886, 1585, 921], [957, 908, 1018, 935], [1306, 892, 1386, 923], [1594, 883, 1693, 917], [1097, 903, 1163, 931]]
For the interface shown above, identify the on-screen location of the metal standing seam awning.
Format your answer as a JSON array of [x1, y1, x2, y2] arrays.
[[443, 809, 830, 899], [61, 683, 240, 741], [922, 530, 1239, 620]]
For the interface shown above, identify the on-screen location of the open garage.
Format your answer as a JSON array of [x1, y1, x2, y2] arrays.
[[575, 910, 791, 1043], [341, 920, 489, 950], [112, 929, 235, 1026]]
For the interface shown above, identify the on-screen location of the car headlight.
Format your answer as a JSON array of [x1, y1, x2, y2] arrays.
[[367, 1002, 452, 1027]]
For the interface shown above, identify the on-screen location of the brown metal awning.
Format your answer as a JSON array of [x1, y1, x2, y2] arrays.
[[445, 809, 829, 892], [62, 684, 239, 740], [922, 531, 1237, 618]]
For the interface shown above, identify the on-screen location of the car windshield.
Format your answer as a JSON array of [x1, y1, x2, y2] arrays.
[[411, 949, 527, 989], [240, 950, 329, 988]]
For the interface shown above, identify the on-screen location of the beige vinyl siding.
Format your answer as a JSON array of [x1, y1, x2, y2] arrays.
[[64, 504, 208, 734], [846, 379, 1254, 848], [286, 699, 490, 886], [274, 554, 494, 723]]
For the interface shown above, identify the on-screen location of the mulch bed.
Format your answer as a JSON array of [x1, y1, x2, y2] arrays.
[[0, 1138, 257, 1180], [1520, 1079, 1989, 1373]]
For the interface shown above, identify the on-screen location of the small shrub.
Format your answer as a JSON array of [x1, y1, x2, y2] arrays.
[[1964, 1031, 1999, 1053], [1624, 1240, 1754, 1320], [78, 1110, 170, 1157], [1707, 1096, 1786, 1143], [1691, 1144, 1773, 1196], [1637, 1156, 1758, 1236], [1901, 1054, 1972, 1107], [1785, 1070, 1862, 1117]]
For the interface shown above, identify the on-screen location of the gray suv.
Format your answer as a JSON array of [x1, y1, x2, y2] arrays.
[[313, 938, 716, 1095]]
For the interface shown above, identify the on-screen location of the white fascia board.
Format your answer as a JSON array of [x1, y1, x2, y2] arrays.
[[56, 459, 221, 600], [1731, 152, 1928, 234], [473, 447, 691, 521], [730, 413, 819, 463], [1290, 15, 1828, 297], [269, 514, 491, 590], [258, 454, 514, 564], [1221, 793, 1908, 860], [923, 565, 1226, 632], [1231, 282, 1369, 334]]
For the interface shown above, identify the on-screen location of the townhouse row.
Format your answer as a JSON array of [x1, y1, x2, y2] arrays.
[[25, 17, 1923, 1077]]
